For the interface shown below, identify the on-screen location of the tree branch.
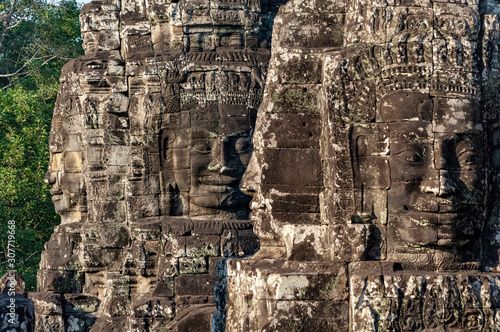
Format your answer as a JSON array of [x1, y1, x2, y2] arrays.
[[0, 49, 39, 78], [7, 11, 28, 30]]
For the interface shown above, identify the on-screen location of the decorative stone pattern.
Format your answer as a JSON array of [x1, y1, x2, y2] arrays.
[[350, 262, 500, 331], [227, 0, 500, 331], [32, 0, 287, 331], [15, 0, 500, 330]]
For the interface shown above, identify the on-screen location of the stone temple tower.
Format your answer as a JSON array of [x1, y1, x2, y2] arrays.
[[17, 0, 500, 331], [30, 0, 287, 331], [226, 0, 500, 330]]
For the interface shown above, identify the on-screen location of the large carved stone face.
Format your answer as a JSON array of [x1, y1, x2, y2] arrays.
[[44, 97, 85, 225], [189, 106, 253, 215], [44, 137, 84, 224], [240, 127, 268, 240], [354, 91, 486, 254], [159, 99, 255, 218]]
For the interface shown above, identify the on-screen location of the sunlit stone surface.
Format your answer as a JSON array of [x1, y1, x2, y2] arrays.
[[13, 0, 500, 330], [226, 0, 500, 331], [29, 0, 287, 330]]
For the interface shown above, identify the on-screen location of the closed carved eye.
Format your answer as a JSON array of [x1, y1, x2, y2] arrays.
[[193, 141, 212, 154], [395, 149, 425, 164], [235, 136, 252, 154]]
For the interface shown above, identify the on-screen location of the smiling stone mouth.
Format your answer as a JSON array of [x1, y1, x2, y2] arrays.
[[199, 176, 240, 186], [50, 188, 63, 195], [438, 204, 471, 213]]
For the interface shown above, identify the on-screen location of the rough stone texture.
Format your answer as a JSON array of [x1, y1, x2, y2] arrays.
[[16, 0, 500, 330], [226, 0, 500, 331], [32, 0, 288, 331]]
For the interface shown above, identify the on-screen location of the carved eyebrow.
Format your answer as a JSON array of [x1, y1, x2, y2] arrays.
[[390, 143, 425, 154], [456, 147, 476, 159]]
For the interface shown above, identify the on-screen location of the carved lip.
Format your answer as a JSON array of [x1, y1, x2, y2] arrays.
[[50, 188, 63, 195], [438, 203, 471, 213], [201, 185, 231, 193], [51, 194, 63, 203], [249, 211, 260, 222], [199, 175, 240, 186], [403, 209, 475, 226], [249, 206, 267, 221]]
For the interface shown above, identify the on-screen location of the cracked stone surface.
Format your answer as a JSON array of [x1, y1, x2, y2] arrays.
[[226, 0, 500, 331], [9, 0, 500, 330], [29, 0, 287, 331]]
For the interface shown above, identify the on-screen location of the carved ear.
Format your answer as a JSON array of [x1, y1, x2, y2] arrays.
[[167, 183, 183, 216], [355, 135, 368, 159]]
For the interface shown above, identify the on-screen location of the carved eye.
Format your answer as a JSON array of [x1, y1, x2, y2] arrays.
[[396, 149, 425, 164], [235, 137, 252, 154], [193, 141, 212, 154], [457, 150, 476, 165], [456, 137, 480, 167]]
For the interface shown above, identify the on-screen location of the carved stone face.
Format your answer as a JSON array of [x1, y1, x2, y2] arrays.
[[43, 95, 85, 224], [369, 92, 486, 253], [240, 133, 268, 239], [160, 102, 254, 218], [44, 141, 84, 224], [189, 106, 253, 215], [239, 111, 291, 253]]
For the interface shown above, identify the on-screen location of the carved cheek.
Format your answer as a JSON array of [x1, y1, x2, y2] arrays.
[[191, 139, 218, 173], [456, 169, 485, 204]]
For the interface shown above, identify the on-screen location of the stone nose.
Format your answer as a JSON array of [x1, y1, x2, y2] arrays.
[[220, 165, 238, 176], [44, 168, 57, 185], [438, 171, 458, 197], [207, 159, 222, 172], [420, 172, 458, 197], [240, 152, 259, 197]]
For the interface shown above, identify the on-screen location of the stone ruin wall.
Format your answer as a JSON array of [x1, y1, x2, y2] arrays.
[[226, 0, 500, 331], [4, 0, 500, 331], [27, 0, 287, 331]]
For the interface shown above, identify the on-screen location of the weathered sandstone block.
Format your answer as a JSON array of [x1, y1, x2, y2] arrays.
[[33, 0, 287, 331], [227, 0, 500, 330]]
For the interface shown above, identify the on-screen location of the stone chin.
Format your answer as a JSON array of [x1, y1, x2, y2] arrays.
[[190, 189, 251, 211]]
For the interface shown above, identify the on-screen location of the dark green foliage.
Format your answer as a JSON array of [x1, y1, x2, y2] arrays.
[[0, 0, 83, 291], [1, 0, 83, 90], [0, 85, 58, 290]]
